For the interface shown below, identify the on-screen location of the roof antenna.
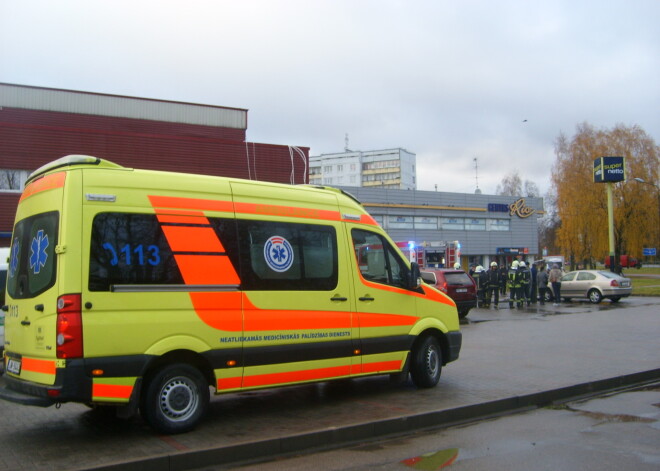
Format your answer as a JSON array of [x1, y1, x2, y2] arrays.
[[474, 157, 482, 194], [344, 133, 350, 152]]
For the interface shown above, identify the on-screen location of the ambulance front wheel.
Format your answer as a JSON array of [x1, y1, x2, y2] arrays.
[[141, 363, 210, 434], [410, 335, 442, 388]]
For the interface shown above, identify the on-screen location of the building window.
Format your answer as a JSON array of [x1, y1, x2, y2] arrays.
[[324, 166, 333, 173], [0, 169, 30, 192], [350, 163, 356, 171], [487, 219, 510, 231], [349, 175, 356, 184], [441, 218, 464, 230], [465, 218, 486, 230], [387, 215, 414, 229], [414, 217, 438, 230], [362, 159, 400, 170], [337, 165, 343, 172]]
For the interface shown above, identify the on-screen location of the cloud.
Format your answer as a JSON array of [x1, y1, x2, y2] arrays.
[[1, 0, 658, 198]]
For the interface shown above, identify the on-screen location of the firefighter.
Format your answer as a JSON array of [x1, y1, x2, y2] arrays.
[[499, 263, 508, 296], [507, 260, 523, 308], [519, 261, 531, 306], [473, 265, 486, 307], [483, 261, 500, 308]]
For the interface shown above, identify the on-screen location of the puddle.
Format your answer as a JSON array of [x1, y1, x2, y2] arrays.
[[402, 448, 459, 470]]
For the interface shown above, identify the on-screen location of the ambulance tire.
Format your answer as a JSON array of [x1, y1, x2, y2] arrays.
[[141, 363, 210, 434], [410, 335, 442, 388]]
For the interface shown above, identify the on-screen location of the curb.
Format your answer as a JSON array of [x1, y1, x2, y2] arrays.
[[82, 367, 660, 471]]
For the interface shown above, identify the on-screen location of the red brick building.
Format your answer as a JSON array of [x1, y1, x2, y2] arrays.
[[0, 83, 310, 246]]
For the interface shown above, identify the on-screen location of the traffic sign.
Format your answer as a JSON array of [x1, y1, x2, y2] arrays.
[[642, 248, 656, 256]]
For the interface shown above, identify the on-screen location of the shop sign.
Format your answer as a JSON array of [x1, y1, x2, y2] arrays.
[[488, 198, 536, 218], [594, 156, 625, 183], [496, 247, 529, 255]]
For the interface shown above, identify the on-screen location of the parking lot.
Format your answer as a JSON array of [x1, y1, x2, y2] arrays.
[[0, 297, 659, 471]]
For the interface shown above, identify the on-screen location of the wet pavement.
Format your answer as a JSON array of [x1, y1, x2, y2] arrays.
[[232, 384, 660, 470], [0, 297, 659, 471]]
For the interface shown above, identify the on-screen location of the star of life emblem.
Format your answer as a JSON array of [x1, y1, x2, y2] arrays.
[[30, 229, 49, 275], [264, 236, 294, 272]]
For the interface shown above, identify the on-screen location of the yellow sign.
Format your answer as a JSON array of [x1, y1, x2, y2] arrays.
[[509, 198, 536, 218]]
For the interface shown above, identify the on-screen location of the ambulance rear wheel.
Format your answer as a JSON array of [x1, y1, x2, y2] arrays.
[[410, 335, 442, 388], [141, 363, 209, 434]]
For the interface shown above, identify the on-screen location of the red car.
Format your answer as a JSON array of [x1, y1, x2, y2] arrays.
[[421, 269, 477, 319]]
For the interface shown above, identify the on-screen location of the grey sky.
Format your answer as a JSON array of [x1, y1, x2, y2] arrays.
[[1, 0, 658, 195]]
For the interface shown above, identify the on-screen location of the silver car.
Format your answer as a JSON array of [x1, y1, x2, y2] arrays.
[[560, 270, 632, 304]]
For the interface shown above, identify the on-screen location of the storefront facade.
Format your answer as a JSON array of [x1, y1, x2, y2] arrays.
[[338, 186, 544, 269]]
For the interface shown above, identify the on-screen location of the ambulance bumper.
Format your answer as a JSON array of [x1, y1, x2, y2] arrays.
[[0, 360, 91, 407], [446, 331, 462, 363]]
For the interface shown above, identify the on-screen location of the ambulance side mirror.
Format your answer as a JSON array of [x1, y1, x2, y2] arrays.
[[409, 262, 422, 289]]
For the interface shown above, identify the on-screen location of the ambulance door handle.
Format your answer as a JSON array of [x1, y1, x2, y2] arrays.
[[331, 295, 348, 302], [359, 296, 375, 302], [35, 304, 44, 312]]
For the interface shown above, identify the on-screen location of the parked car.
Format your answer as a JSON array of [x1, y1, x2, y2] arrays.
[[421, 269, 477, 318], [559, 270, 632, 304]]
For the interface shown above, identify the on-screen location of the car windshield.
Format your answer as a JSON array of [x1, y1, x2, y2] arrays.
[[444, 272, 472, 286]]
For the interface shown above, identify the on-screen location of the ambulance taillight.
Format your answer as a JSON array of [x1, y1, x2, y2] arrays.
[[56, 294, 84, 359]]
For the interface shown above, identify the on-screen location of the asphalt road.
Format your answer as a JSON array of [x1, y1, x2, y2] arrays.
[[227, 384, 660, 471]]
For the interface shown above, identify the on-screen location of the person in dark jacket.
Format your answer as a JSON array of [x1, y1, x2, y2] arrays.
[[518, 261, 531, 306], [472, 265, 486, 307], [537, 262, 549, 305], [483, 261, 500, 308], [530, 262, 538, 304], [499, 264, 508, 296]]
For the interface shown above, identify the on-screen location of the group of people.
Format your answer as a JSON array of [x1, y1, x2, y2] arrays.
[[467, 260, 563, 308]]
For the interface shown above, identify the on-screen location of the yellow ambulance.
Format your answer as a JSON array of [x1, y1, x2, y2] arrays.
[[0, 155, 461, 434]]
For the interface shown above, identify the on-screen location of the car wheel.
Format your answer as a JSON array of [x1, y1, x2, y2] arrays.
[[141, 363, 209, 434], [458, 308, 470, 319], [610, 296, 621, 303], [588, 289, 603, 304], [410, 335, 442, 388]]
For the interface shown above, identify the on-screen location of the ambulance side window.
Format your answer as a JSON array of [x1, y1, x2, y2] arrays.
[[351, 229, 410, 289], [89, 213, 184, 291], [237, 220, 337, 291]]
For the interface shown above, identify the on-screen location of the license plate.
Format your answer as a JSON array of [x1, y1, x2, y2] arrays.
[[621, 281, 630, 287], [456, 288, 467, 293], [6, 358, 21, 375]]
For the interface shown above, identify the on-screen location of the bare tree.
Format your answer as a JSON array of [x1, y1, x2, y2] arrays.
[[496, 170, 539, 197]]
